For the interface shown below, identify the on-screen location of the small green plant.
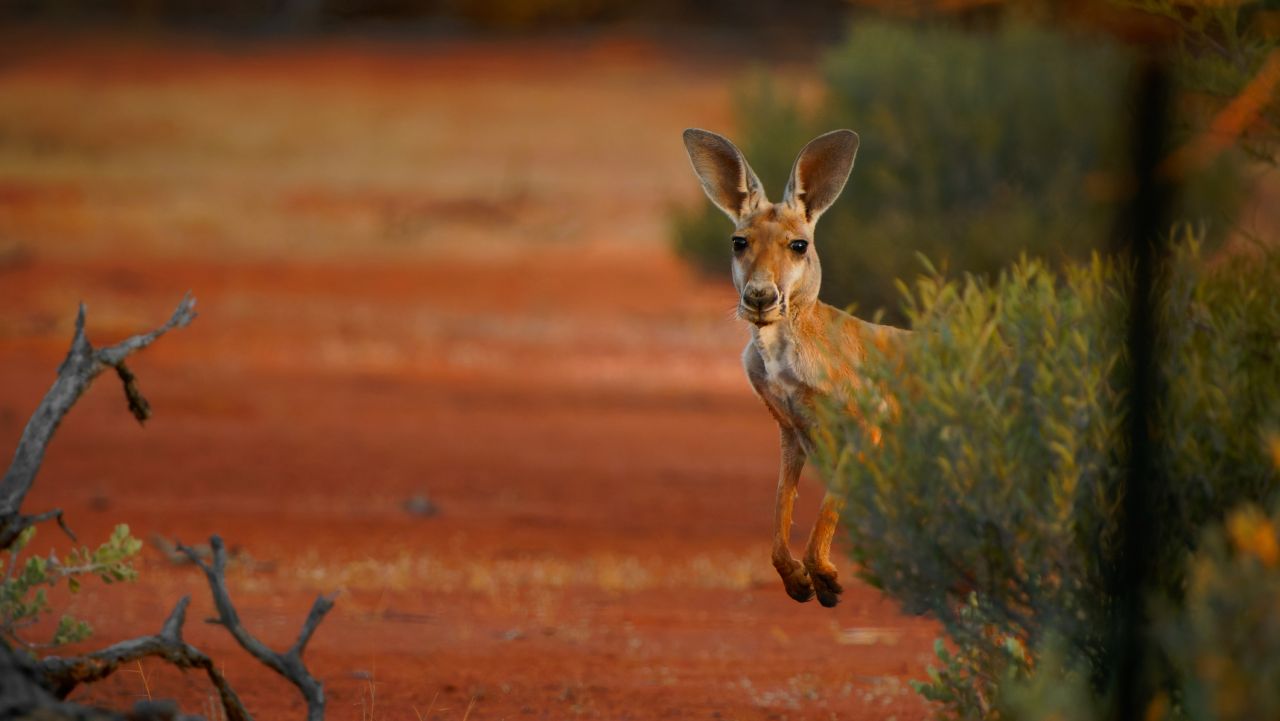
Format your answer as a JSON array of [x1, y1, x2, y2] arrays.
[[0, 523, 142, 651], [910, 601, 1033, 717]]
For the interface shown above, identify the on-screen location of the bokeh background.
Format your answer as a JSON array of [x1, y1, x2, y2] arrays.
[[0, 2, 1276, 720]]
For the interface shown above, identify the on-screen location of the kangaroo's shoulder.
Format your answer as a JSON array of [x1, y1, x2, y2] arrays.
[[815, 302, 909, 352]]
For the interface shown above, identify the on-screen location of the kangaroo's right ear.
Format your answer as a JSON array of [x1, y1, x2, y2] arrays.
[[682, 129, 767, 222]]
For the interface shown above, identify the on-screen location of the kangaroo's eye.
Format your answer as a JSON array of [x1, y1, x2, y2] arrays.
[[731, 236, 748, 252], [789, 239, 809, 254]]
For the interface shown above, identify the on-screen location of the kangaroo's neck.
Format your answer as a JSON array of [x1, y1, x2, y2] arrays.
[[750, 299, 833, 359]]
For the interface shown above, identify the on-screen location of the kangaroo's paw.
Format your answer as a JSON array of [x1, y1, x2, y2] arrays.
[[774, 557, 815, 603], [805, 561, 843, 608]]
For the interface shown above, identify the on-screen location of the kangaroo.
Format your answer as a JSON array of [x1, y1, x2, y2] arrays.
[[682, 128, 906, 607]]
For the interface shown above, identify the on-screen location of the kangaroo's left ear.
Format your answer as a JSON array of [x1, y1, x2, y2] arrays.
[[783, 130, 859, 224]]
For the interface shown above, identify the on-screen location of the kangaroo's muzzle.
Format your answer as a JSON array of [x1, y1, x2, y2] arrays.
[[741, 283, 783, 325]]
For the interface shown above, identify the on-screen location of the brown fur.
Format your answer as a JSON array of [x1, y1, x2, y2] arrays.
[[683, 128, 907, 607]]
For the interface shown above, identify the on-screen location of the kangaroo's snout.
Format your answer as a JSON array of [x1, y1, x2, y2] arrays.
[[742, 283, 780, 312]]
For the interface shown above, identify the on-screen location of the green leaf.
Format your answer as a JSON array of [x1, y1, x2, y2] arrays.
[[10, 526, 35, 554], [51, 615, 92, 646]]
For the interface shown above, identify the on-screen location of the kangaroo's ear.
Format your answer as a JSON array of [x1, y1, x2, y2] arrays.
[[682, 128, 767, 222], [783, 129, 859, 224]]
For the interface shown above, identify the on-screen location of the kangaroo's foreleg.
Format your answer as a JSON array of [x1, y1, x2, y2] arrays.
[[772, 427, 815, 602], [803, 491, 845, 607]]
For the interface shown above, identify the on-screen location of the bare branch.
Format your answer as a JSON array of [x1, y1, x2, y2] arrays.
[[28, 533, 336, 721], [38, 596, 252, 721], [0, 507, 76, 551], [92, 294, 196, 368], [0, 296, 198, 543], [289, 594, 337, 659], [180, 535, 333, 721]]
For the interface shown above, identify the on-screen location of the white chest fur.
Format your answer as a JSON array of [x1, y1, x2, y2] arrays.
[[755, 324, 787, 374], [753, 324, 807, 397]]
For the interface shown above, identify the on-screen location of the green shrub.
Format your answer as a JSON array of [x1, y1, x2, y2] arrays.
[[673, 21, 1240, 323], [810, 235, 1280, 719]]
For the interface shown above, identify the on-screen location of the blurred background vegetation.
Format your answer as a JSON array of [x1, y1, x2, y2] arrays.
[[672, 16, 1246, 324]]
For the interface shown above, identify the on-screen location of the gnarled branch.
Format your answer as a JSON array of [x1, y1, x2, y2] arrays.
[[30, 536, 339, 721], [39, 596, 252, 721], [180, 535, 334, 721], [3, 639, 200, 719], [0, 296, 197, 550]]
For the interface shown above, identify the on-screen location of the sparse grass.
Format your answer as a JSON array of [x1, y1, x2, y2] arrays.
[[268, 547, 776, 596], [412, 692, 439, 721], [203, 694, 228, 721], [130, 660, 152, 703], [410, 692, 476, 720], [358, 670, 377, 721]]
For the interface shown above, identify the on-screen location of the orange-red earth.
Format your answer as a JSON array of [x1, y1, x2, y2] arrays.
[[0, 32, 936, 720]]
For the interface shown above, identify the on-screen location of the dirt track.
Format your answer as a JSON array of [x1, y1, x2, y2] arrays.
[[0, 33, 935, 720]]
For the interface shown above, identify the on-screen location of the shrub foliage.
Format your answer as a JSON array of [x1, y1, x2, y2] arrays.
[[811, 237, 1280, 718], [673, 21, 1239, 323]]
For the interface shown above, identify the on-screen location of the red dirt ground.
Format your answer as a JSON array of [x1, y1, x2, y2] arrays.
[[0, 32, 936, 720]]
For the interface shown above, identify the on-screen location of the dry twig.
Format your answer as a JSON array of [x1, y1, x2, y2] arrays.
[[179, 535, 335, 721]]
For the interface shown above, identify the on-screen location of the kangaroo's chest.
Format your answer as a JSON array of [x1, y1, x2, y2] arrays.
[[752, 325, 825, 428]]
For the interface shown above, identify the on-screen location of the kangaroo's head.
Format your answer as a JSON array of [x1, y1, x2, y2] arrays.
[[682, 128, 858, 327]]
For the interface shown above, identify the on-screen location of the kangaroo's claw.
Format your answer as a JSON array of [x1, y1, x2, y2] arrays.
[[774, 557, 815, 603], [804, 557, 843, 607], [810, 567, 843, 607]]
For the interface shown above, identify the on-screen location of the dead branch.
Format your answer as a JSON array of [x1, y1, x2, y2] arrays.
[[38, 596, 252, 721], [0, 296, 197, 551], [3, 628, 204, 721], [28, 536, 338, 721], [0, 297, 338, 720], [180, 535, 335, 721]]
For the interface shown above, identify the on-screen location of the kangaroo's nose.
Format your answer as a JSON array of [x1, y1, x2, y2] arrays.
[[743, 284, 780, 311]]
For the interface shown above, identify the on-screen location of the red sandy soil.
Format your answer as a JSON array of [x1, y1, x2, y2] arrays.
[[0, 32, 936, 720]]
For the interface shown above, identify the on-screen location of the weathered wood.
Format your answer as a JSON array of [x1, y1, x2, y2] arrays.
[[39, 597, 251, 721], [179, 536, 335, 721], [1, 637, 202, 720], [0, 296, 197, 551]]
